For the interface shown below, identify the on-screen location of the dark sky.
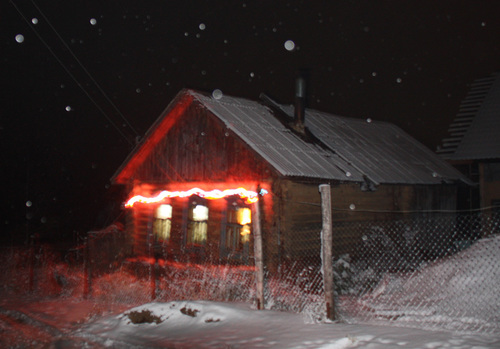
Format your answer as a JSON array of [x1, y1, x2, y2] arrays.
[[1, 0, 499, 242]]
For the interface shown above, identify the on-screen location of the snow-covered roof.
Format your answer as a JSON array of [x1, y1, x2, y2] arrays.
[[191, 91, 364, 182], [189, 90, 467, 185], [113, 89, 469, 185], [438, 72, 500, 160]]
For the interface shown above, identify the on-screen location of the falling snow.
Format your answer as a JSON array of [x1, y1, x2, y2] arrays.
[[284, 40, 295, 51], [15, 34, 24, 43], [212, 89, 223, 100]]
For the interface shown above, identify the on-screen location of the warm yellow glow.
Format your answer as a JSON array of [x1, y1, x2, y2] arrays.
[[192, 205, 209, 221], [154, 219, 171, 240], [237, 208, 252, 225], [125, 187, 267, 207], [240, 225, 251, 243], [156, 204, 172, 219]]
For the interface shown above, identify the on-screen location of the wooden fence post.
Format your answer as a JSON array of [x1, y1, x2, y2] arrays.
[[319, 184, 336, 321], [252, 195, 265, 310]]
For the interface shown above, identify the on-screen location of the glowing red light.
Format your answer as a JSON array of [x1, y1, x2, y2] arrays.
[[125, 187, 266, 207]]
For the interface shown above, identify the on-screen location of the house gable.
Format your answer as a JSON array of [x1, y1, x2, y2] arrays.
[[113, 90, 275, 185], [112, 91, 194, 184]]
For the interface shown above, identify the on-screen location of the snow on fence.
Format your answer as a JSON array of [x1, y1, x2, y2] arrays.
[[332, 212, 500, 334], [0, 210, 499, 335]]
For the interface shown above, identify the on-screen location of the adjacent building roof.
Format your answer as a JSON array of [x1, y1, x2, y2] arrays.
[[437, 72, 500, 161], [113, 89, 468, 186]]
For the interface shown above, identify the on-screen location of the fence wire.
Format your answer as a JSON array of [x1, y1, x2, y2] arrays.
[[0, 210, 498, 335], [267, 211, 500, 334], [337, 212, 500, 334]]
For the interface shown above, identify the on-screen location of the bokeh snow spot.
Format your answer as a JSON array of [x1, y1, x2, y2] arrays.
[[212, 89, 223, 100], [284, 40, 295, 51]]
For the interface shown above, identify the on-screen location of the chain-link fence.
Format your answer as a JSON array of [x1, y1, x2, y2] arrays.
[[264, 210, 500, 334], [1, 209, 498, 335], [333, 212, 500, 334]]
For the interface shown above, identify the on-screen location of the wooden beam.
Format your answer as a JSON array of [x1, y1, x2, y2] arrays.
[[252, 193, 265, 310], [319, 184, 336, 321]]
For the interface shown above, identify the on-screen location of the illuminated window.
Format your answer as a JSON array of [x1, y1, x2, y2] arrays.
[[153, 204, 172, 241], [224, 203, 251, 255], [187, 202, 208, 246]]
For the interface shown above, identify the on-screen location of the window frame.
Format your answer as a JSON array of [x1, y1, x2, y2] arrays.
[[153, 203, 173, 243], [220, 197, 252, 261], [183, 196, 209, 248]]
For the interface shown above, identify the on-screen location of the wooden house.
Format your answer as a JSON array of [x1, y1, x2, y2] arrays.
[[437, 72, 500, 211], [112, 86, 469, 267]]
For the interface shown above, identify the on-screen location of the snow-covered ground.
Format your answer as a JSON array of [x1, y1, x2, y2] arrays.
[[81, 300, 500, 348], [2, 297, 499, 348], [340, 234, 500, 334]]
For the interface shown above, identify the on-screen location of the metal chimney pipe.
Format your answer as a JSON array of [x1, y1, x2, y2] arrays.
[[294, 76, 306, 129]]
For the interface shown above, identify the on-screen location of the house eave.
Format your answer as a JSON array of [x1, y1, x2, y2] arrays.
[[111, 90, 195, 185]]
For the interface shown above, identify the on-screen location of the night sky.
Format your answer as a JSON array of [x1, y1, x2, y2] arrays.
[[1, 1, 499, 243]]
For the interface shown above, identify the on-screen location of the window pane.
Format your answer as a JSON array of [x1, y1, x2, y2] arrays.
[[240, 224, 251, 244], [191, 205, 209, 221], [154, 218, 171, 241], [224, 206, 251, 254], [187, 203, 208, 245], [237, 208, 251, 225], [156, 204, 172, 219], [227, 209, 238, 224], [187, 221, 207, 244], [228, 207, 251, 224]]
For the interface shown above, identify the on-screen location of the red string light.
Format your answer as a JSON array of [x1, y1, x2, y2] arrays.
[[125, 187, 266, 207]]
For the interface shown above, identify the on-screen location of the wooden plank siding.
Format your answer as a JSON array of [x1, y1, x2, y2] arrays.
[[269, 180, 458, 262], [130, 102, 273, 184], [278, 180, 323, 261]]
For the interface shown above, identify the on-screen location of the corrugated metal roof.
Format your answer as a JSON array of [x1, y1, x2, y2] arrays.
[[190, 90, 467, 185], [190, 91, 364, 182], [438, 72, 500, 160]]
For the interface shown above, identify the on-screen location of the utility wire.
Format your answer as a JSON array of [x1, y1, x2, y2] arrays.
[[29, 0, 140, 137], [281, 198, 500, 214], [10, 0, 134, 146]]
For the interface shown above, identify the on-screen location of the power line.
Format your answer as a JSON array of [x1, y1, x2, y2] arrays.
[[9, 0, 135, 146], [29, 0, 140, 137], [282, 198, 500, 214]]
